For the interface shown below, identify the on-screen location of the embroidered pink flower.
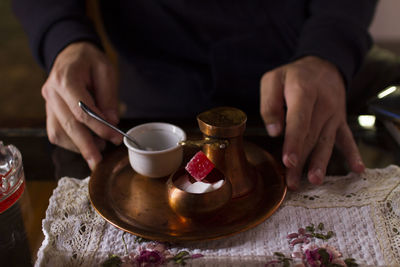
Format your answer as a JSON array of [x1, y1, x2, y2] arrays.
[[112, 242, 204, 266], [266, 242, 350, 267], [136, 250, 165, 265], [119, 242, 170, 266], [303, 244, 345, 267]]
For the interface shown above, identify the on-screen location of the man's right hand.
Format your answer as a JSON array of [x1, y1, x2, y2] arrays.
[[41, 42, 122, 170]]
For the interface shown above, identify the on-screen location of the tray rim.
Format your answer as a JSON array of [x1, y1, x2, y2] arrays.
[[89, 143, 287, 242]]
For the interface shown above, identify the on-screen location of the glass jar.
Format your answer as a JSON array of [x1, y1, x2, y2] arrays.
[[0, 141, 25, 213], [0, 141, 31, 266]]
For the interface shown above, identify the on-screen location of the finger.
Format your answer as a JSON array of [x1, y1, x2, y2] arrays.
[[46, 102, 79, 153], [282, 74, 316, 169], [52, 69, 121, 145], [47, 107, 107, 153], [286, 168, 301, 191], [48, 90, 103, 170], [44, 82, 107, 155], [260, 70, 285, 137], [92, 59, 120, 126], [285, 156, 306, 191], [335, 123, 365, 173], [285, 105, 332, 189], [285, 123, 323, 190], [307, 117, 337, 185]]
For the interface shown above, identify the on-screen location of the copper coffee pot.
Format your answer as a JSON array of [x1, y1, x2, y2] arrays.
[[181, 107, 256, 198]]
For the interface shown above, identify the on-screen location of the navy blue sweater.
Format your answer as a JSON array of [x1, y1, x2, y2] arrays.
[[13, 0, 377, 117]]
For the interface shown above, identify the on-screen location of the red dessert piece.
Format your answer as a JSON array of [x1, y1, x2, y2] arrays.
[[185, 151, 215, 181]]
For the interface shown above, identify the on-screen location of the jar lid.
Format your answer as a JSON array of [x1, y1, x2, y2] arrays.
[[197, 107, 247, 138]]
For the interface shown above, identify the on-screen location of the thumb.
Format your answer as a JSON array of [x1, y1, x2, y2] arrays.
[[260, 69, 285, 137]]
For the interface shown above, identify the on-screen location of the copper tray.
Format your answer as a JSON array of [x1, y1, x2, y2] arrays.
[[89, 142, 286, 242]]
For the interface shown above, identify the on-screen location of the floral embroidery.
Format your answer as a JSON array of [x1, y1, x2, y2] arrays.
[[266, 223, 359, 267], [287, 223, 334, 248], [304, 244, 346, 267], [102, 237, 203, 267], [266, 245, 355, 267], [102, 223, 357, 267]]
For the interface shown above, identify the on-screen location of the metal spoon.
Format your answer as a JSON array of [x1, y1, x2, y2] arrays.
[[78, 101, 144, 150]]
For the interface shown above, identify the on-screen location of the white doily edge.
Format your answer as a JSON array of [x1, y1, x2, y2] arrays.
[[34, 176, 91, 267]]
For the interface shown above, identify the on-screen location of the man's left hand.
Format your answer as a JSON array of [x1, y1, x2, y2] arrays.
[[260, 56, 365, 190]]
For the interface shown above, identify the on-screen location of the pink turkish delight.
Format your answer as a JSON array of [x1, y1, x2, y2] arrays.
[[185, 151, 215, 181]]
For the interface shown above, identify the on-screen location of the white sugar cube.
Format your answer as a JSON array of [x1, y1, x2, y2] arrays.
[[175, 176, 193, 191], [185, 181, 213, 193], [212, 180, 224, 190], [175, 175, 224, 193]]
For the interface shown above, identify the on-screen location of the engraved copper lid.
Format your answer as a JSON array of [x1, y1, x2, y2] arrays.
[[197, 107, 247, 138]]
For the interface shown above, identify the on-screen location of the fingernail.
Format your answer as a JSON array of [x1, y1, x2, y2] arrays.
[[112, 136, 123, 145], [355, 159, 365, 173], [104, 109, 119, 125], [287, 177, 299, 191], [309, 168, 323, 185], [266, 123, 281, 137], [87, 158, 98, 170], [283, 153, 298, 168], [113, 136, 122, 145]]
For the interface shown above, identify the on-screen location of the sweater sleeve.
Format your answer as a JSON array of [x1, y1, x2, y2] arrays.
[[294, 0, 378, 87], [12, 0, 103, 72]]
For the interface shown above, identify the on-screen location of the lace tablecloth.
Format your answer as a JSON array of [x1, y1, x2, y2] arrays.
[[36, 165, 400, 267]]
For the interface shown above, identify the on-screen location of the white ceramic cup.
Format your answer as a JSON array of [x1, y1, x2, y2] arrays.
[[123, 122, 186, 178]]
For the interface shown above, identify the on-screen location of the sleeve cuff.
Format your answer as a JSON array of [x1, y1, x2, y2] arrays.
[[293, 17, 372, 88], [41, 18, 103, 72]]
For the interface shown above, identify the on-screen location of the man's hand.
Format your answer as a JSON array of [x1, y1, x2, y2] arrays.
[[41, 42, 122, 170], [260, 56, 365, 190]]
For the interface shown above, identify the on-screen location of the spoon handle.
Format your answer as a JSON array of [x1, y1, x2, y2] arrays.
[[78, 101, 142, 148]]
